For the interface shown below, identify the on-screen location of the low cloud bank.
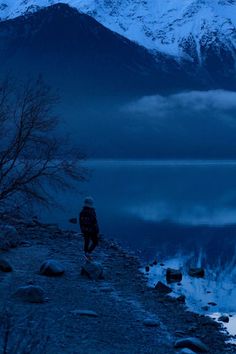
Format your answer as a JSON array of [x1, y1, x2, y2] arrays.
[[64, 90, 236, 158], [125, 90, 236, 118]]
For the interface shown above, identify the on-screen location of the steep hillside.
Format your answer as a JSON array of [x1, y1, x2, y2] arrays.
[[0, 3, 184, 96]]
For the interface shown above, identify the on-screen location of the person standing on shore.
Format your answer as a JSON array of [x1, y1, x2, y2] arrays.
[[79, 197, 99, 260]]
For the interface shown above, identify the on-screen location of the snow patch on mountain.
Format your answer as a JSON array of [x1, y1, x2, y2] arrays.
[[1, 0, 236, 61]]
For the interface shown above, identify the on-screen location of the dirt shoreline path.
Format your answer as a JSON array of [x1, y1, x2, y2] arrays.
[[0, 222, 235, 353]]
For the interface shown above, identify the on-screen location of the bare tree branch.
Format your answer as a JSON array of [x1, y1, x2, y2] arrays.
[[0, 76, 87, 210]]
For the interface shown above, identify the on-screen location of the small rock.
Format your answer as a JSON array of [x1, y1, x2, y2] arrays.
[[188, 267, 205, 278], [40, 260, 65, 276], [0, 224, 19, 250], [218, 315, 229, 323], [175, 330, 186, 337], [14, 285, 45, 303], [69, 218, 77, 224], [99, 286, 114, 293], [32, 218, 41, 226], [174, 337, 208, 352], [208, 302, 217, 306], [152, 259, 158, 266], [81, 261, 104, 280], [177, 295, 186, 303], [71, 310, 98, 317], [166, 268, 182, 283], [110, 242, 118, 250], [188, 326, 197, 332], [145, 265, 150, 272], [143, 319, 160, 327], [46, 223, 59, 231], [25, 221, 37, 228], [201, 306, 209, 311], [160, 263, 165, 266], [155, 281, 172, 294], [180, 349, 196, 354], [20, 241, 32, 247], [0, 259, 13, 272]]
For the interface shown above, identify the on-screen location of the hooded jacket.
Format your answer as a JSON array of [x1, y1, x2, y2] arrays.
[[79, 206, 99, 236]]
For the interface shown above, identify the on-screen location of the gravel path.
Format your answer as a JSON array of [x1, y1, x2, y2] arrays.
[[0, 222, 235, 353]]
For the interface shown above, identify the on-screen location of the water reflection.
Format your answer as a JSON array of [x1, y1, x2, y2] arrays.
[[145, 253, 236, 336], [126, 202, 236, 226]]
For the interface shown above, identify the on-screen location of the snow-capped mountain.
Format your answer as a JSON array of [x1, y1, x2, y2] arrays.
[[0, 4, 191, 96], [1, 0, 236, 63]]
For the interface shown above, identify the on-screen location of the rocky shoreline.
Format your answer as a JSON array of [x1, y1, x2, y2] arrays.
[[0, 216, 235, 353]]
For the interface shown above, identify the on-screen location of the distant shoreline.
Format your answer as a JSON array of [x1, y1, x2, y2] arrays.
[[84, 159, 236, 166]]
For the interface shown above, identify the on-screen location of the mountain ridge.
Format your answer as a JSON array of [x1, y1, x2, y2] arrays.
[[0, 3, 205, 95], [1, 0, 236, 64]]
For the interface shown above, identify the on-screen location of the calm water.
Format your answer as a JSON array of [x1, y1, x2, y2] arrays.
[[41, 160, 236, 336]]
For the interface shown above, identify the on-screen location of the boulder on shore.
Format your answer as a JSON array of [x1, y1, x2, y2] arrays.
[[81, 261, 104, 280], [154, 281, 172, 294], [143, 319, 160, 327], [166, 268, 182, 283], [177, 295, 186, 303], [0, 259, 13, 272], [188, 267, 205, 278], [0, 224, 19, 250], [218, 315, 229, 323], [40, 260, 65, 276], [71, 309, 98, 317], [174, 337, 209, 352], [14, 285, 45, 303], [180, 349, 196, 354]]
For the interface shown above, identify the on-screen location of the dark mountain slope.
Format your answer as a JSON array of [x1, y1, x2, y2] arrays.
[[0, 3, 197, 96]]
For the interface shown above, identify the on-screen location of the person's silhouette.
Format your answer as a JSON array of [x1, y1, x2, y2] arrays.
[[79, 197, 99, 259]]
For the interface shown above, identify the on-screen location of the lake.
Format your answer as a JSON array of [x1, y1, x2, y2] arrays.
[[41, 160, 236, 336]]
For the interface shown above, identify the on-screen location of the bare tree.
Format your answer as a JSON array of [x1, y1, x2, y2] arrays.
[[0, 77, 86, 211]]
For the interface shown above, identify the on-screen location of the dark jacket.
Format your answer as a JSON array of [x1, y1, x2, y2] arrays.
[[79, 206, 99, 236]]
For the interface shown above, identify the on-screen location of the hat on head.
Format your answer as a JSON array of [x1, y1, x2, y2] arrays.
[[84, 196, 94, 207]]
